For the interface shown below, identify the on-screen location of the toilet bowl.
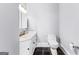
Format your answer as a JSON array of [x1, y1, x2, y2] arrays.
[[48, 34, 59, 55]]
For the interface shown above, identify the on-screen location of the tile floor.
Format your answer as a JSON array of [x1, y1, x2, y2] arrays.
[[33, 47, 65, 55]]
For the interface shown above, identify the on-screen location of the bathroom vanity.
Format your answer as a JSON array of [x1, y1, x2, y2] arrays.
[[19, 31, 37, 55]]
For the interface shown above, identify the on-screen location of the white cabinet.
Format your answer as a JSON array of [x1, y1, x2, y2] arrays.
[[20, 40, 31, 55], [19, 31, 37, 55]]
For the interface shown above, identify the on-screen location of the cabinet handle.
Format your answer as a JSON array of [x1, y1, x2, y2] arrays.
[[33, 42, 35, 44], [27, 48, 29, 50]]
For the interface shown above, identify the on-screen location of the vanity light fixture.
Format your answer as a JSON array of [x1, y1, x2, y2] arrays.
[[19, 4, 27, 14]]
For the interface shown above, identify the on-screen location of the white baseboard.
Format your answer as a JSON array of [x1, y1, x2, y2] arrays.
[[36, 42, 49, 47], [60, 44, 71, 55]]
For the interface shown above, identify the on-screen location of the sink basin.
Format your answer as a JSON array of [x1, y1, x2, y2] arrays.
[[19, 31, 36, 41]]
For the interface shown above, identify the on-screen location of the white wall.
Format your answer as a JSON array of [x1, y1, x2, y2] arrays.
[[0, 4, 19, 55], [27, 3, 59, 43], [59, 3, 79, 54]]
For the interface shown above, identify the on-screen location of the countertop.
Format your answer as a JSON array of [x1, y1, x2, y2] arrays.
[[19, 31, 36, 42]]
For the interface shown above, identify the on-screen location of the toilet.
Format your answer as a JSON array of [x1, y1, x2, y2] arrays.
[[48, 34, 59, 55]]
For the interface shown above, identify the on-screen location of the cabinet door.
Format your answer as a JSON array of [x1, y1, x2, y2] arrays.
[[20, 40, 31, 55], [31, 36, 37, 54]]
